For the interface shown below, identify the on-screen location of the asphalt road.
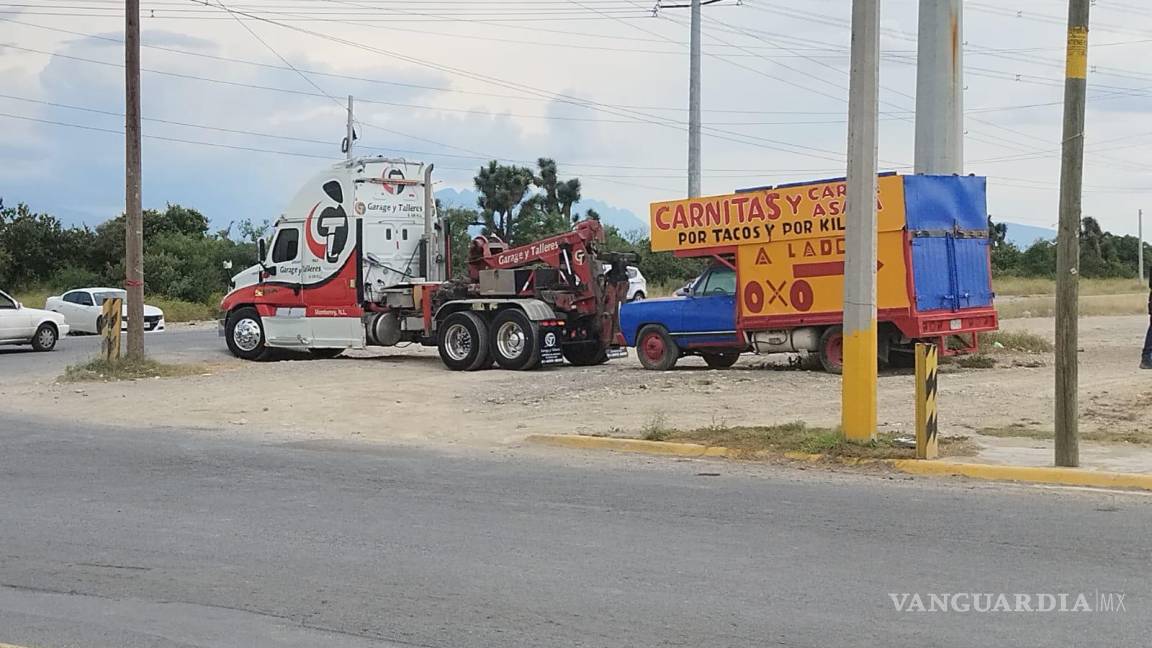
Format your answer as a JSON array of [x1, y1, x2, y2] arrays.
[[0, 327, 226, 380], [1, 418, 1150, 648]]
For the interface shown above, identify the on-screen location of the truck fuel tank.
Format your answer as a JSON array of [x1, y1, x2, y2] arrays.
[[750, 327, 821, 354]]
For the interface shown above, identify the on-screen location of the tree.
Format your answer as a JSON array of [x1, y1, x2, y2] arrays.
[[474, 160, 534, 243]]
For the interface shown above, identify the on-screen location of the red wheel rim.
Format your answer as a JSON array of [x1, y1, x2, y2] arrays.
[[827, 333, 844, 367], [641, 332, 666, 364]]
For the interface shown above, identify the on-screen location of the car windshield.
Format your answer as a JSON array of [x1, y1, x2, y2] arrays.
[[93, 291, 127, 305]]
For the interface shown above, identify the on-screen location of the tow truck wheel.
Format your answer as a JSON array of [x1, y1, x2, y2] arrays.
[[819, 325, 844, 374], [490, 309, 540, 371], [563, 344, 608, 366], [702, 352, 740, 369], [438, 311, 491, 371], [226, 307, 269, 361], [637, 325, 679, 371]]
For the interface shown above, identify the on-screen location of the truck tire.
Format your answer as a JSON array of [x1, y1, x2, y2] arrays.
[[563, 343, 608, 366], [819, 325, 844, 374], [636, 325, 679, 371], [489, 309, 540, 371], [702, 352, 740, 369], [438, 311, 491, 371], [226, 307, 269, 361]]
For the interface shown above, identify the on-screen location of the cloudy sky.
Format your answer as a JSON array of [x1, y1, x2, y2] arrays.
[[1, 0, 1150, 237]]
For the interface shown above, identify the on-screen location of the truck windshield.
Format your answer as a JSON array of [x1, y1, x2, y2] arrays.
[[699, 267, 736, 295]]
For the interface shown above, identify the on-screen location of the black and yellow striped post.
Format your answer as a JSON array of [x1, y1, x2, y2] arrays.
[[101, 297, 122, 361], [915, 342, 939, 460]]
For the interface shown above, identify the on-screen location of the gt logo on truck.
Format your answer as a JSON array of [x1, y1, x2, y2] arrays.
[[305, 180, 350, 264]]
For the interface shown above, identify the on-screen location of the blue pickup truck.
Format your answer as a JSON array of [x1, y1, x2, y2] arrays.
[[619, 264, 745, 371]]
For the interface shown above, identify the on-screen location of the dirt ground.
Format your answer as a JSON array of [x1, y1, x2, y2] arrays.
[[2, 315, 1150, 454]]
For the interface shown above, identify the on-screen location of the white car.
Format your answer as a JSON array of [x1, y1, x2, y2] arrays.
[[45, 287, 166, 335], [603, 264, 648, 301], [0, 289, 70, 351]]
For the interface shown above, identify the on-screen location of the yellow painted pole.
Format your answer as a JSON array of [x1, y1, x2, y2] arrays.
[[915, 342, 939, 460], [841, 0, 880, 442], [102, 297, 122, 361]]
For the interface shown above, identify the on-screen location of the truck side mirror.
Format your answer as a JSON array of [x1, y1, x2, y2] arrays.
[[258, 237, 267, 264]]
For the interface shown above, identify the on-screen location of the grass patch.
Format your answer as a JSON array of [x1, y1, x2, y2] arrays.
[[997, 293, 1146, 319], [979, 425, 1152, 445], [979, 330, 1054, 353], [957, 354, 997, 369], [635, 420, 975, 459], [994, 276, 1146, 297], [61, 356, 205, 382]]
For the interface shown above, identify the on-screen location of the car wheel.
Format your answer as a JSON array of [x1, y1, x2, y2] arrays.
[[819, 325, 844, 374], [636, 325, 679, 371], [631, 291, 645, 302], [489, 309, 540, 371], [226, 307, 269, 361], [702, 352, 740, 369], [31, 323, 58, 352], [437, 311, 491, 371]]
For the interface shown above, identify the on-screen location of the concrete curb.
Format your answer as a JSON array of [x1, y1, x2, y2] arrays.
[[525, 434, 1152, 492]]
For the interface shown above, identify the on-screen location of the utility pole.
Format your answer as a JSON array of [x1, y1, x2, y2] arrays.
[[841, 0, 881, 443], [914, 0, 964, 175], [688, 0, 701, 197], [1139, 209, 1145, 283], [345, 95, 355, 160], [1055, 0, 1090, 468], [124, 0, 145, 360]]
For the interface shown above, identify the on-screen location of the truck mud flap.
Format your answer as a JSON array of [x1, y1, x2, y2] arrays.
[[539, 324, 565, 366]]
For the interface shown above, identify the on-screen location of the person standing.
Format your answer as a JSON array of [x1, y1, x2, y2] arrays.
[[1143, 273, 1152, 369]]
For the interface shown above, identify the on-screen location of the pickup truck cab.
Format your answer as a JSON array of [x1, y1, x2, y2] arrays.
[[619, 264, 745, 370]]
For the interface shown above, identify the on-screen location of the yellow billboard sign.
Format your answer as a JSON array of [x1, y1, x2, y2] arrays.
[[736, 230, 910, 318], [649, 175, 906, 253]]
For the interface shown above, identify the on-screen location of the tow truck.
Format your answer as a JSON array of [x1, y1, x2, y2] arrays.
[[219, 157, 630, 370]]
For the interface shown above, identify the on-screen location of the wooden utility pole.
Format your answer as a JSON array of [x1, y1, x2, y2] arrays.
[[125, 0, 145, 360], [841, 0, 881, 442], [1055, 0, 1090, 468]]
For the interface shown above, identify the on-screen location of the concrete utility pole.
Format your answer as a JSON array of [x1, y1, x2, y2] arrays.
[[841, 0, 881, 443], [688, 0, 701, 197], [913, 0, 964, 175], [345, 95, 355, 160], [1055, 0, 1090, 468], [1140, 209, 1145, 283], [124, 0, 145, 360]]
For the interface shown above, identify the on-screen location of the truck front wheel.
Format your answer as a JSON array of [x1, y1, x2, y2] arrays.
[[226, 307, 268, 361], [438, 311, 491, 371], [819, 325, 844, 374], [637, 325, 679, 371], [490, 309, 540, 371]]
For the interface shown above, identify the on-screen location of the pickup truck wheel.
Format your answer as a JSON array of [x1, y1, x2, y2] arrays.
[[637, 325, 679, 371], [226, 307, 269, 361], [702, 352, 740, 369], [438, 311, 491, 371], [490, 309, 540, 371], [31, 323, 58, 352], [819, 326, 844, 374]]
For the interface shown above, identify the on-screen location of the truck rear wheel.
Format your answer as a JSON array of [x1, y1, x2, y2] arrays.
[[490, 309, 540, 371], [438, 311, 491, 371], [702, 352, 740, 369], [226, 307, 269, 361], [637, 325, 679, 371], [819, 325, 844, 374], [563, 343, 608, 366]]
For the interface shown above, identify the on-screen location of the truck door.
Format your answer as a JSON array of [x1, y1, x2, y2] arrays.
[[261, 225, 310, 346], [679, 265, 739, 342]]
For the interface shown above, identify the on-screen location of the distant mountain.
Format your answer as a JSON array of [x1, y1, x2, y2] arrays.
[[434, 188, 648, 234], [1003, 222, 1056, 248]]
